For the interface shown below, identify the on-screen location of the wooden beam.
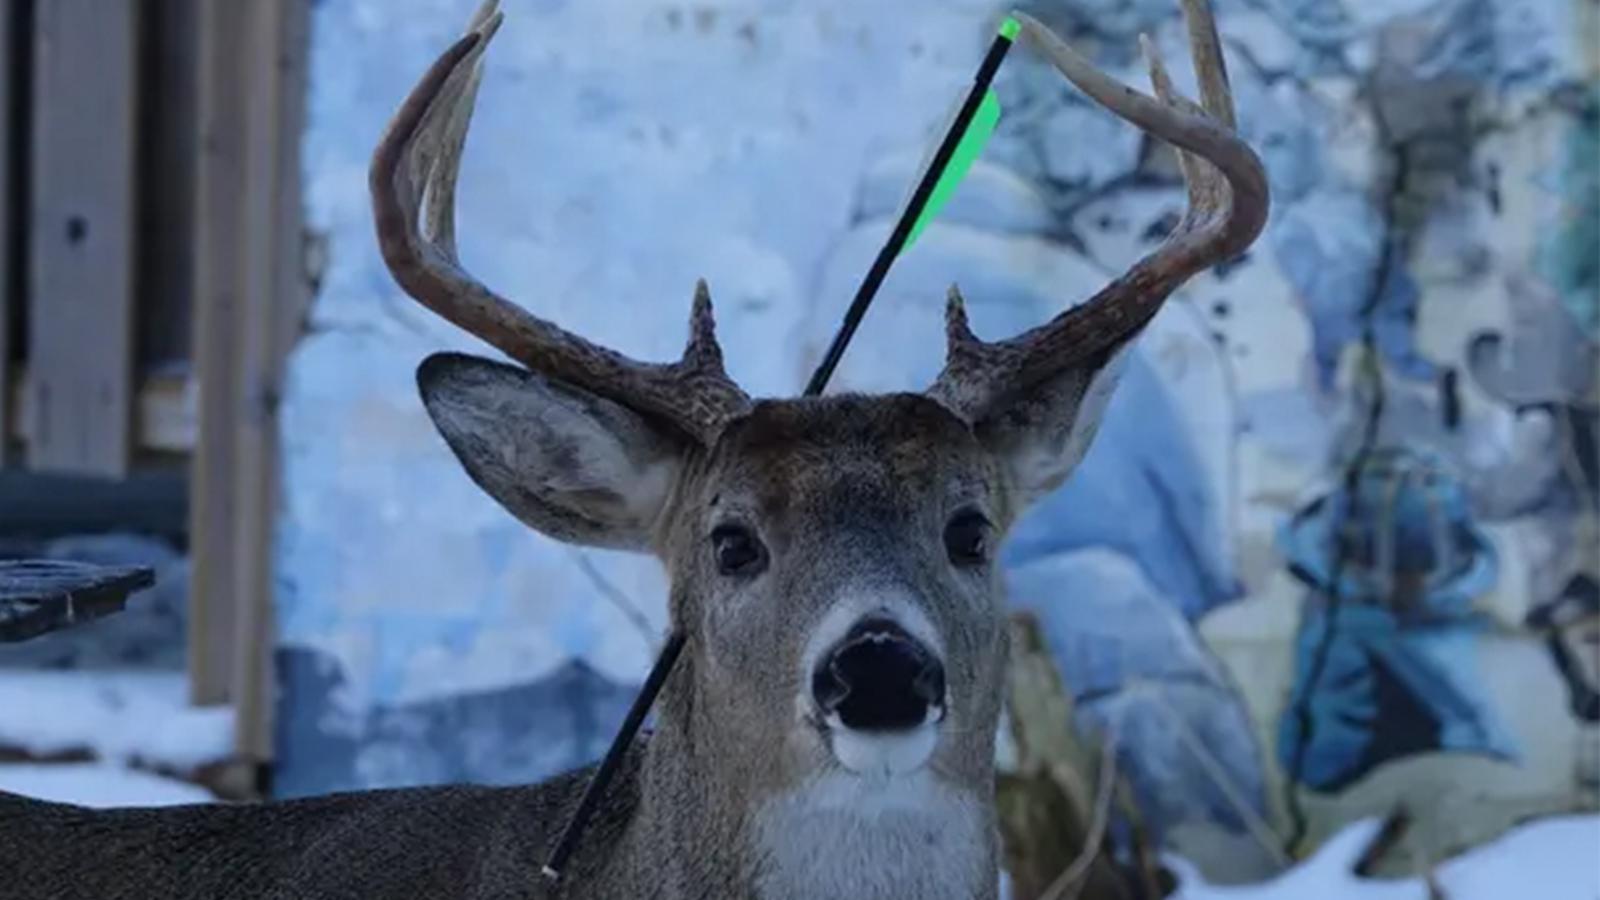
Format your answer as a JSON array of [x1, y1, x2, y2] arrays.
[[0, 468, 187, 543], [186, 0, 251, 708], [6, 368, 194, 453], [27, 0, 142, 476]]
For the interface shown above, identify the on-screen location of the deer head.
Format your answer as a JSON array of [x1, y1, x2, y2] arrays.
[[370, 0, 1265, 892]]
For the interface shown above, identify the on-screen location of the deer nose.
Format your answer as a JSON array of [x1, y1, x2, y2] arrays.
[[811, 618, 945, 732]]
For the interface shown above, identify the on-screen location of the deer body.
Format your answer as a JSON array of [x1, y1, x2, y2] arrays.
[[1, 732, 987, 900], [1, 760, 614, 899], [4, 740, 985, 899], [0, 2, 1266, 897]]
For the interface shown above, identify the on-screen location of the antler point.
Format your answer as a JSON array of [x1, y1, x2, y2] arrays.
[[684, 279, 726, 371], [944, 285, 978, 348]]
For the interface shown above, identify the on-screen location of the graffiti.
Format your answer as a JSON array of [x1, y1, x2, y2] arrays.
[[1535, 91, 1599, 340], [1276, 448, 1516, 793], [1465, 273, 1600, 519], [1526, 573, 1600, 725]]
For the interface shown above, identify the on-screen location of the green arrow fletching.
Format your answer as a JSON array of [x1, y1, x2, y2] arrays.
[[904, 87, 1002, 250]]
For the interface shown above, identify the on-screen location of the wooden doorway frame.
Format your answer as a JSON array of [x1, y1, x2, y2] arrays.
[[0, 0, 310, 792]]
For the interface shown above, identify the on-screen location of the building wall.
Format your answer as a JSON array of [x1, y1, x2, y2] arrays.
[[279, 0, 1598, 882]]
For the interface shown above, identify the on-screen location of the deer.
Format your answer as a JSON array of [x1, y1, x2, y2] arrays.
[[0, 1, 1265, 897]]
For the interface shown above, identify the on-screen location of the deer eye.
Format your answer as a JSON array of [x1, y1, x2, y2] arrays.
[[943, 510, 990, 567], [711, 524, 766, 576]]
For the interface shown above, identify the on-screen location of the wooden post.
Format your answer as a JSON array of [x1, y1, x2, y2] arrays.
[[26, 0, 141, 476], [0, 0, 15, 465], [188, 0, 308, 769], [187, 0, 251, 707], [229, 0, 309, 768]]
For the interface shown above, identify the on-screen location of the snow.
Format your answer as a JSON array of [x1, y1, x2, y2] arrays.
[[0, 763, 215, 808], [1166, 814, 1600, 900], [0, 670, 234, 770]]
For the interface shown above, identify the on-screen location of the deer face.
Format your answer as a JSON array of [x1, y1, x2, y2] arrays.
[[664, 395, 1011, 784], [415, 360, 1022, 787], [379, 0, 1266, 821]]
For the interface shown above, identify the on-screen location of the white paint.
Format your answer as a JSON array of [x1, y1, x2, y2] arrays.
[[753, 770, 990, 900]]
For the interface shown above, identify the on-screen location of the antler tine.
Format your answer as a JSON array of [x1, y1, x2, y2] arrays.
[[1177, 0, 1235, 130], [370, 2, 750, 446], [928, 1, 1268, 423], [1142, 34, 1225, 231], [413, 1, 498, 260]]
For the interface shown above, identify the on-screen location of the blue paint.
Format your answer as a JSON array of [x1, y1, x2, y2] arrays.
[[1274, 210, 1436, 392], [478, 526, 520, 576], [1537, 100, 1600, 340], [1009, 549, 1271, 852], [274, 644, 638, 799], [369, 616, 460, 704], [1277, 601, 1518, 791], [1004, 351, 1241, 619], [1276, 448, 1515, 791]]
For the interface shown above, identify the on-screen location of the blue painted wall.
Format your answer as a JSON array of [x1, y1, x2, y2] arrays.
[[278, 0, 1597, 882]]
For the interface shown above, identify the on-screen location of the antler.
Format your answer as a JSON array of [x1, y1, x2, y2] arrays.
[[369, 0, 750, 446], [928, 0, 1269, 422]]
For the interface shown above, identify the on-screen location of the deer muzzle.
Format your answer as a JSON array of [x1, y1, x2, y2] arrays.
[[812, 617, 947, 733]]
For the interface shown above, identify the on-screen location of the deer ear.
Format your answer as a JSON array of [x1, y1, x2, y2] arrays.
[[416, 352, 684, 552], [974, 344, 1135, 510]]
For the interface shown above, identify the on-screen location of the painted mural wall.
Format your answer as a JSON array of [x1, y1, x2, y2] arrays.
[[279, 0, 1598, 884]]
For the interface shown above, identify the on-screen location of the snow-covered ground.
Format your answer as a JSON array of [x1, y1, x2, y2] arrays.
[[0, 669, 233, 770], [0, 668, 232, 812], [1167, 814, 1600, 900], [0, 763, 214, 808]]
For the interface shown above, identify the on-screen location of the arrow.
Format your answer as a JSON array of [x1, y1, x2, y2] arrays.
[[803, 15, 1021, 396]]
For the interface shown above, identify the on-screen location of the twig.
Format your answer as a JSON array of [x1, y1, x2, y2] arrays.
[[1040, 731, 1120, 900], [1139, 683, 1291, 866], [1113, 775, 1168, 900]]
